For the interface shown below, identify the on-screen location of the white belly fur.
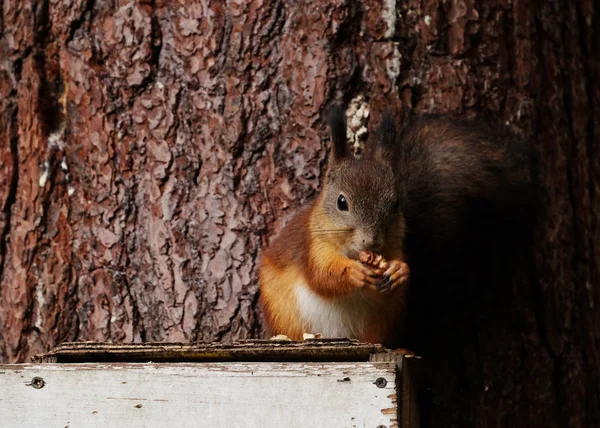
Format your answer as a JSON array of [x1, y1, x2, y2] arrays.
[[294, 281, 380, 339]]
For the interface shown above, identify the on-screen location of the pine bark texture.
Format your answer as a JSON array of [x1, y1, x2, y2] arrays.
[[0, 0, 598, 426]]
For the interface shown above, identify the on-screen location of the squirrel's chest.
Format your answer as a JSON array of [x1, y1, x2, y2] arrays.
[[294, 282, 381, 339]]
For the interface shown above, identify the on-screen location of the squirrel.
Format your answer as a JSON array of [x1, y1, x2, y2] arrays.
[[258, 106, 539, 349]]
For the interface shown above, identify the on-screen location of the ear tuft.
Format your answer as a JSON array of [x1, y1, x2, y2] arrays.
[[327, 105, 348, 160], [363, 110, 397, 162], [377, 111, 397, 149]]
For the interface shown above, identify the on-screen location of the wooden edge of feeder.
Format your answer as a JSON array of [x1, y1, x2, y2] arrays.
[[32, 338, 394, 364]]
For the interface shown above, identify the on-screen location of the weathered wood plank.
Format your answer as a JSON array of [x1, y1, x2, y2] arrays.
[[0, 362, 398, 428], [33, 339, 387, 363]]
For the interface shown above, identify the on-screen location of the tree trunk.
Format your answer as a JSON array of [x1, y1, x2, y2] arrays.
[[0, 0, 598, 426]]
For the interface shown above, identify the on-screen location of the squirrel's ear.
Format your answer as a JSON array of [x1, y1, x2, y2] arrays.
[[327, 105, 349, 161], [365, 111, 397, 162]]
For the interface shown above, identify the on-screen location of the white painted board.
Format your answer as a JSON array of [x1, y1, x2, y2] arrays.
[[0, 362, 398, 428]]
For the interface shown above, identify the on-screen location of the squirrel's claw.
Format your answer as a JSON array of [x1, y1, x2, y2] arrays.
[[377, 274, 393, 291], [376, 260, 410, 292]]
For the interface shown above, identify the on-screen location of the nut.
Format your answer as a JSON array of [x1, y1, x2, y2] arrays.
[[359, 251, 388, 269]]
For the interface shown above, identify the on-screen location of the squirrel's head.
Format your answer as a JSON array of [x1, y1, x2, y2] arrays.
[[314, 106, 405, 260]]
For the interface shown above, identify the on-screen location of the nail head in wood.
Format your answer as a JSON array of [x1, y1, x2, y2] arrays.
[[374, 377, 387, 388], [31, 377, 45, 389]]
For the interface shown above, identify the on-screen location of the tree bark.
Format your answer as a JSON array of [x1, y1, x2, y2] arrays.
[[0, 0, 598, 426]]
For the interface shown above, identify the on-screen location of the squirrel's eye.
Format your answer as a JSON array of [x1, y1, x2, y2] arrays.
[[337, 195, 348, 211]]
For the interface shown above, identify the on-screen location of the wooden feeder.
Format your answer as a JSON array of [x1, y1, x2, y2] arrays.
[[0, 339, 419, 427]]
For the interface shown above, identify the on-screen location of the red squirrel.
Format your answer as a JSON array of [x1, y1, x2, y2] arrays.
[[258, 106, 538, 349]]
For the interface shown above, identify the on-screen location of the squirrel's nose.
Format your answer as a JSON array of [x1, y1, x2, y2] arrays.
[[362, 236, 383, 252]]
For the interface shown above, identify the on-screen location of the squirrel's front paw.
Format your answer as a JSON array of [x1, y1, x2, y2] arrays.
[[376, 260, 410, 292], [345, 261, 384, 291]]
